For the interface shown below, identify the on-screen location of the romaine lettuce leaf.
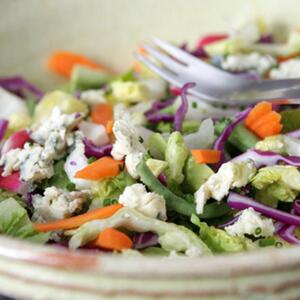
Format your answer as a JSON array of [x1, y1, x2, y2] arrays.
[[191, 215, 255, 253], [0, 198, 49, 243], [69, 207, 211, 256]]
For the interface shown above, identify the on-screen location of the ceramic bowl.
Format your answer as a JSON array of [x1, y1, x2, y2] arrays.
[[1, 1, 300, 299]]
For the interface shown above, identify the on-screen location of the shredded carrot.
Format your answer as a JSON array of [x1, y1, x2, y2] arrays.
[[250, 111, 282, 131], [34, 204, 123, 232], [277, 53, 300, 63], [191, 149, 221, 164], [91, 103, 114, 127], [255, 122, 283, 139], [47, 51, 112, 78], [75, 156, 123, 180], [245, 101, 272, 128], [89, 227, 133, 251], [137, 47, 146, 55], [106, 120, 114, 134]]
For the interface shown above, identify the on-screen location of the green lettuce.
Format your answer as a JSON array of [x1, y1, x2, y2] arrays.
[[251, 166, 300, 205], [165, 132, 189, 185], [90, 171, 135, 209], [69, 207, 211, 256], [191, 215, 255, 253], [0, 198, 49, 243]]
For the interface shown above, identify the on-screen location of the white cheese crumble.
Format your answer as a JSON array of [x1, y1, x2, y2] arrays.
[[32, 187, 89, 222], [270, 59, 300, 79], [118, 183, 167, 220], [225, 207, 275, 238], [0, 143, 54, 182], [31, 107, 80, 159], [80, 89, 107, 105], [195, 161, 256, 214], [221, 53, 276, 75]]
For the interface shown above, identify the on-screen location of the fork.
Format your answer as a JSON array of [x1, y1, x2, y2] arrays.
[[135, 38, 300, 105]]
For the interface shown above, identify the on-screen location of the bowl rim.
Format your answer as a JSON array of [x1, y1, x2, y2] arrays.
[[0, 235, 300, 277]]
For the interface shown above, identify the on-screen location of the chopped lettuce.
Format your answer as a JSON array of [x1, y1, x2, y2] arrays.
[[183, 156, 214, 193], [191, 215, 255, 253], [148, 133, 167, 160], [0, 198, 49, 243], [90, 171, 135, 209], [146, 159, 168, 177], [6, 112, 31, 137], [165, 132, 189, 185], [251, 166, 300, 204], [0, 189, 26, 208], [69, 207, 211, 256], [33, 91, 88, 124]]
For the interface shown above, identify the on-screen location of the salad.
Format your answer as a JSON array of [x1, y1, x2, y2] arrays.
[[1, 16, 300, 257]]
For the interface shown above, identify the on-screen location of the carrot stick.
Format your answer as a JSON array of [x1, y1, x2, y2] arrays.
[[91, 103, 113, 127], [245, 101, 272, 128], [89, 227, 133, 251], [47, 51, 112, 78], [250, 111, 281, 131], [75, 156, 123, 180], [277, 53, 300, 63], [34, 204, 123, 232], [191, 149, 221, 164], [255, 122, 282, 139], [106, 120, 114, 134]]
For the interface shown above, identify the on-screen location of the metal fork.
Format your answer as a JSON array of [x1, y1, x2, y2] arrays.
[[135, 38, 300, 105]]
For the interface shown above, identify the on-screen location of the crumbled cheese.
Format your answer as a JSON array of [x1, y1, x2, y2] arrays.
[[125, 152, 144, 179], [221, 53, 276, 75], [195, 161, 256, 214], [80, 89, 107, 105], [270, 59, 300, 79], [225, 207, 275, 238], [32, 187, 89, 222], [0, 143, 54, 182], [118, 183, 167, 220], [31, 107, 80, 159]]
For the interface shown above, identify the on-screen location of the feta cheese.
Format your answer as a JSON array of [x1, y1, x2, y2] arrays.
[[270, 59, 300, 79], [195, 161, 256, 214], [31, 107, 80, 159], [225, 207, 275, 238], [221, 53, 276, 75], [80, 89, 107, 105], [0, 143, 54, 182], [125, 152, 144, 179], [64, 135, 92, 190], [118, 183, 167, 220], [32, 187, 89, 222]]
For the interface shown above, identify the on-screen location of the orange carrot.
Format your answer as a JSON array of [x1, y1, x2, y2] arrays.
[[89, 227, 133, 251], [34, 204, 123, 232], [91, 103, 114, 127], [271, 99, 291, 105], [191, 149, 221, 164], [277, 53, 300, 63], [47, 51, 111, 78], [250, 111, 281, 131], [245, 101, 272, 128], [255, 122, 282, 139], [75, 156, 123, 180], [106, 120, 114, 134]]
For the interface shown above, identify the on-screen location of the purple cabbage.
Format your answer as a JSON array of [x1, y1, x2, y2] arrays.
[[151, 98, 175, 111], [158, 173, 167, 186], [133, 232, 159, 250], [145, 112, 174, 124], [173, 82, 195, 132], [0, 119, 9, 143], [213, 107, 252, 167], [232, 149, 300, 168], [83, 138, 112, 158], [218, 215, 239, 229], [227, 192, 300, 227], [259, 34, 273, 44], [0, 76, 43, 99]]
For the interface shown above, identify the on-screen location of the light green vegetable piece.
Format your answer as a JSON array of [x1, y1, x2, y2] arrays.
[[251, 166, 300, 203], [146, 159, 168, 177], [33, 91, 88, 124], [90, 171, 135, 210], [191, 215, 255, 253], [0, 198, 49, 243], [281, 109, 300, 133], [148, 133, 167, 160], [70, 65, 112, 92], [69, 207, 211, 256], [183, 156, 214, 193], [5, 112, 32, 138], [165, 132, 189, 185], [255, 134, 300, 156]]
